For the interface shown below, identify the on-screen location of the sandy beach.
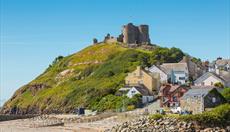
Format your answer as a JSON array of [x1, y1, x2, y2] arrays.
[[0, 116, 118, 132]]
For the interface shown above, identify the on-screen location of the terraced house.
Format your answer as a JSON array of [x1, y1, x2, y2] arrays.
[[194, 72, 230, 87], [125, 66, 160, 94], [180, 86, 226, 114]]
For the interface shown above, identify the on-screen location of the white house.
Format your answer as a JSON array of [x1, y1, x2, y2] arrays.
[[209, 58, 230, 73], [171, 71, 188, 84], [148, 65, 168, 84], [126, 86, 154, 104], [160, 63, 189, 84], [194, 72, 230, 87]]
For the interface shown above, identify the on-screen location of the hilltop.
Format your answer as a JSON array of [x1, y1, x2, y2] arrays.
[[1, 43, 185, 114]]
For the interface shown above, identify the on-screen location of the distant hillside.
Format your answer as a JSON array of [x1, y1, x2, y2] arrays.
[[1, 43, 185, 114]]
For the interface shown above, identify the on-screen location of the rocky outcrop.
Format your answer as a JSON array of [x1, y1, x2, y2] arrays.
[[107, 117, 229, 132], [28, 83, 49, 96]]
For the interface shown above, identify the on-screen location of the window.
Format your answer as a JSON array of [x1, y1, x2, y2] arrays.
[[131, 90, 135, 94], [179, 77, 185, 80], [139, 80, 143, 84], [211, 82, 213, 85], [173, 96, 177, 102], [212, 97, 216, 103], [202, 82, 205, 86]]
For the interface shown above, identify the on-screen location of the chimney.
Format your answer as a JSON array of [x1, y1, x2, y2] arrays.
[[216, 68, 220, 75], [136, 66, 141, 76]]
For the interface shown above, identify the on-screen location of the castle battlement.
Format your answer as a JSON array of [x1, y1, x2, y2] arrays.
[[93, 23, 151, 45]]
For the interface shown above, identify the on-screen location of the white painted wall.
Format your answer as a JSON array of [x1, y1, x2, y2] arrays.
[[142, 96, 154, 104], [195, 76, 224, 86], [126, 87, 140, 98], [149, 65, 168, 83], [173, 72, 188, 84], [126, 87, 154, 104]]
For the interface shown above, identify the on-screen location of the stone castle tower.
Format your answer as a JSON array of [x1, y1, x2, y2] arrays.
[[93, 23, 151, 45], [122, 23, 150, 45]]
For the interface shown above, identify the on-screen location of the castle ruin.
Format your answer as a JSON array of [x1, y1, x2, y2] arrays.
[[93, 23, 151, 45], [122, 23, 150, 44]]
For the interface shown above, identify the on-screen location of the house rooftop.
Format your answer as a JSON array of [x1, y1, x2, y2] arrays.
[[215, 59, 230, 66], [160, 63, 188, 74], [182, 86, 217, 99], [160, 84, 189, 93], [120, 85, 153, 96], [134, 86, 153, 96], [194, 72, 230, 84]]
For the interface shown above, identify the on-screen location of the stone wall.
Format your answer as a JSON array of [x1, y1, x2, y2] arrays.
[[180, 96, 203, 114], [107, 117, 230, 132], [122, 23, 151, 45]]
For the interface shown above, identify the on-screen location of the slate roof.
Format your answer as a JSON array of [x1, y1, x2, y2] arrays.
[[181, 86, 216, 99], [160, 63, 188, 74], [122, 85, 153, 96], [119, 87, 132, 91], [194, 72, 228, 84], [220, 71, 230, 82], [148, 65, 168, 74], [215, 59, 230, 66], [159, 84, 181, 92], [134, 86, 153, 96]]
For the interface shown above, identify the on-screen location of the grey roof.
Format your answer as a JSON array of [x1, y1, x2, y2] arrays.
[[148, 64, 168, 74], [219, 71, 230, 82], [119, 87, 132, 91], [132, 86, 153, 96], [194, 72, 226, 84], [160, 63, 188, 74], [123, 85, 153, 96], [181, 87, 216, 99], [216, 59, 230, 66]]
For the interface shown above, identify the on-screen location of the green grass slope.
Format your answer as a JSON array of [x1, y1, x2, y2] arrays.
[[1, 43, 184, 114]]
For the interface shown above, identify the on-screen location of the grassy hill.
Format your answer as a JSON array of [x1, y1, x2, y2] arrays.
[[1, 43, 184, 114]]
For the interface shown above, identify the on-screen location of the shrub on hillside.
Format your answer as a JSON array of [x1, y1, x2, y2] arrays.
[[149, 47, 184, 64], [127, 105, 135, 111], [221, 88, 230, 102], [214, 82, 224, 88], [94, 94, 143, 112], [149, 114, 163, 120]]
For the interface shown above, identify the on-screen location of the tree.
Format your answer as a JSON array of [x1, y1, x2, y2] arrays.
[[221, 88, 230, 102], [214, 82, 224, 88], [52, 55, 64, 65]]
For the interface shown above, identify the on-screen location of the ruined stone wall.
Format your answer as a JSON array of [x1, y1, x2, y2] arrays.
[[122, 23, 151, 45], [104, 37, 118, 43], [138, 25, 150, 44], [123, 23, 139, 44]]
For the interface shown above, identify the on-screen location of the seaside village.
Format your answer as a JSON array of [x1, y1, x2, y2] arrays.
[[73, 23, 230, 116]]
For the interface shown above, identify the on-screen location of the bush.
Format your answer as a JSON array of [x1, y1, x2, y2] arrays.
[[127, 105, 135, 111], [149, 47, 184, 64], [149, 114, 163, 120], [214, 82, 224, 88], [221, 88, 230, 101], [52, 55, 64, 65], [129, 94, 143, 108]]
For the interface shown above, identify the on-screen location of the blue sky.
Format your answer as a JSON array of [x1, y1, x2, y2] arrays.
[[0, 0, 229, 106]]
